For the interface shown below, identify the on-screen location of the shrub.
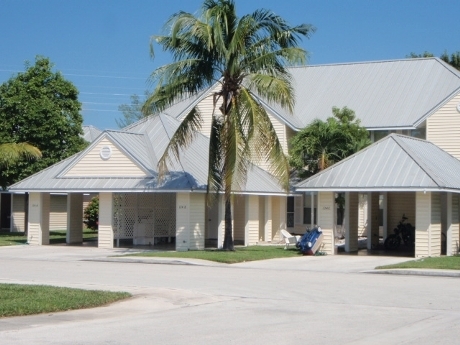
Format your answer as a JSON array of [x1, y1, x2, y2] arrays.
[[83, 196, 99, 230]]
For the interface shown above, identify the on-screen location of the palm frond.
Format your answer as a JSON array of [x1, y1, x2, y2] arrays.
[[157, 107, 203, 179]]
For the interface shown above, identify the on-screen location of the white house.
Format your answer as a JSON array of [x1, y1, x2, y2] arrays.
[[8, 57, 460, 257]]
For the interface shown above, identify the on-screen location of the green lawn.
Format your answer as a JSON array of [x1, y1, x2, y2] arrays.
[[376, 256, 460, 270], [0, 284, 131, 318], [127, 245, 308, 264], [0, 229, 98, 246]]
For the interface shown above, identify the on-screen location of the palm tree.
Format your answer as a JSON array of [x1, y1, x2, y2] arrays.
[[144, 0, 314, 250], [0, 143, 42, 168]]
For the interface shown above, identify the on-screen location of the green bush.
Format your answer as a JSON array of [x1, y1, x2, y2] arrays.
[[83, 196, 99, 230]]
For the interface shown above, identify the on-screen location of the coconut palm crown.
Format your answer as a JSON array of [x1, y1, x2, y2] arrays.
[[144, 0, 314, 250]]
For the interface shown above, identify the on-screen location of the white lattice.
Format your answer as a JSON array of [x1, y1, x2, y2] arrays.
[[113, 193, 176, 241], [154, 194, 176, 237]]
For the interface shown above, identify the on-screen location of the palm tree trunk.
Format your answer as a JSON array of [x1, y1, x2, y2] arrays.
[[222, 196, 234, 250]]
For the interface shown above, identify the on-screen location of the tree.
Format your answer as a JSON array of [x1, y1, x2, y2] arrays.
[[116, 91, 150, 128], [0, 56, 87, 189], [83, 196, 99, 230], [407, 51, 460, 70], [144, 0, 314, 250], [0, 143, 41, 168], [289, 107, 370, 178]]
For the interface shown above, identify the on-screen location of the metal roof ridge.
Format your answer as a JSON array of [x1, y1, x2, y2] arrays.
[[390, 134, 446, 188], [287, 57, 441, 69]]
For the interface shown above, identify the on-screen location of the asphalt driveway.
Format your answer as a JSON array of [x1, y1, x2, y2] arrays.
[[0, 245, 459, 345]]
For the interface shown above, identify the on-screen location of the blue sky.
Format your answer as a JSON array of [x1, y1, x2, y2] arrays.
[[1, 0, 459, 130]]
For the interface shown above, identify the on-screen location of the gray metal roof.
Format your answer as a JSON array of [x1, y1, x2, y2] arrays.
[[10, 113, 285, 195], [82, 125, 102, 142], [295, 134, 460, 193], [262, 58, 460, 130]]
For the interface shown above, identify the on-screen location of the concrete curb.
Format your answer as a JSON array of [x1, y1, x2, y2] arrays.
[[364, 269, 460, 277], [85, 256, 226, 267]]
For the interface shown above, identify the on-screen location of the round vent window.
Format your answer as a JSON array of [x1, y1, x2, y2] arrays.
[[99, 145, 112, 160]]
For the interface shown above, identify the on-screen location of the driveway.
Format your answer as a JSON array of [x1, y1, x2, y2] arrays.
[[0, 245, 459, 345]]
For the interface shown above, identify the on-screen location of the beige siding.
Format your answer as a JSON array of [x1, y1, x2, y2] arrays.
[[50, 194, 67, 230], [194, 92, 217, 137], [387, 192, 415, 233], [189, 193, 205, 250], [245, 195, 259, 245], [67, 193, 83, 244], [318, 192, 335, 255], [415, 192, 431, 258], [98, 192, 113, 248], [233, 195, 245, 242], [12, 194, 26, 232], [27, 193, 50, 245], [65, 138, 147, 177], [427, 92, 460, 159]]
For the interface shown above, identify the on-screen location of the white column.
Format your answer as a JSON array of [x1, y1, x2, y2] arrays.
[[318, 191, 335, 255], [67, 193, 83, 244], [98, 192, 113, 249], [27, 192, 50, 245], [264, 196, 272, 242], [189, 193, 205, 250], [176, 193, 190, 252], [217, 195, 225, 249], [382, 192, 388, 239], [415, 192, 441, 258], [311, 193, 315, 229], [245, 195, 259, 245]]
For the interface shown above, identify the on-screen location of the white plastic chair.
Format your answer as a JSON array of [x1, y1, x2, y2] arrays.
[[281, 229, 301, 249]]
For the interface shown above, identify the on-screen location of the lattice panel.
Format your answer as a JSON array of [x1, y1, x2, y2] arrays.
[[113, 193, 176, 240]]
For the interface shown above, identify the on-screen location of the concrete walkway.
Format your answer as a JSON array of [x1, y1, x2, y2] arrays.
[[0, 245, 459, 345]]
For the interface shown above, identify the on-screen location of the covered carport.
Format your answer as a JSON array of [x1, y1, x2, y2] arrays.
[[295, 134, 460, 258]]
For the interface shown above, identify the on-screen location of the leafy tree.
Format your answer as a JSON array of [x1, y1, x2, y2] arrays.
[[0, 56, 87, 189], [145, 0, 314, 250], [83, 196, 99, 230], [0, 143, 41, 168], [289, 107, 370, 178], [116, 91, 150, 128], [407, 51, 460, 70]]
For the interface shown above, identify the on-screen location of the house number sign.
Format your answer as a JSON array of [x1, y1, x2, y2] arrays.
[[178, 205, 187, 209]]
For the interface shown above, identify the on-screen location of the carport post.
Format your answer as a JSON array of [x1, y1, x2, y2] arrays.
[[317, 191, 335, 255], [367, 192, 379, 250], [27, 192, 50, 245], [98, 192, 114, 249]]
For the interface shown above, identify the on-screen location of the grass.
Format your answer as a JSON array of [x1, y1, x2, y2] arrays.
[[127, 245, 305, 264], [0, 284, 131, 318], [376, 256, 460, 270], [0, 228, 98, 246]]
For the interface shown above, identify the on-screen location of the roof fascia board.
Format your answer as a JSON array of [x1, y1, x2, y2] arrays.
[[294, 187, 460, 193]]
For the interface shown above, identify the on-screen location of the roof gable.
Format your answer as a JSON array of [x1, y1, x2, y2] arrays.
[[62, 135, 150, 178], [295, 134, 460, 192]]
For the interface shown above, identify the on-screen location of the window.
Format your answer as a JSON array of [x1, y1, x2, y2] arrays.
[[287, 196, 294, 227]]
